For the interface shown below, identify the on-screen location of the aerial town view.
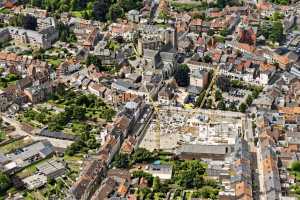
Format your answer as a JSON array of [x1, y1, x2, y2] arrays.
[[0, 0, 300, 199]]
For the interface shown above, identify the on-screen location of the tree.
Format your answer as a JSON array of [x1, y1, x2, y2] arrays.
[[229, 102, 237, 111], [217, 100, 226, 110], [203, 55, 212, 63], [9, 14, 37, 30], [215, 90, 222, 101], [192, 186, 219, 199], [217, 76, 231, 92], [0, 131, 5, 142], [173, 160, 206, 189], [269, 0, 288, 5], [131, 148, 154, 164], [259, 22, 271, 39], [133, 171, 153, 184], [158, 10, 170, 21], [174, 64, 190, 87], [207, 29, 214, 36], [152, 176, 161, 192], [86, 55, 102, 67], [0, 171, 11, 194], [195, 90, 206, 107], [23, 15, 37, 30], [118, 0, 142, 12], [291, 161, 300, 172], [216, 0, 226, 8], [108, 4, 124, 21], [82, 10, 90, 20], [206, 98, 212, 108], [31, 0, 42, 7], [57, 22, 77, 43], [220, 28, 229, 37], [269, 21, 284, 43], [70, 0, 79, 11], [86, 137, 98, 149], [113, 153, 130, 168], [252, 87, 262, 99], [93, 0, 110, 22], [239, 103, 247, 113], [246, 95, 253, 106], [271, 11, 284, 21]]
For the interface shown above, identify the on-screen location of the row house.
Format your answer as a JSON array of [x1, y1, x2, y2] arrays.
[[69, 96, 145, 199], [189, 19, 204, 33], [120, 136, 136, 154], [83, 28, 101, 50], [223, 6, 249, 15], [19, 7, 48, 18], [259, 134, 282, 200], [56, 59, 81, 77], [69, 160, 107, 200], [259, 62, 276, 85], [109, 22, 136, 41]]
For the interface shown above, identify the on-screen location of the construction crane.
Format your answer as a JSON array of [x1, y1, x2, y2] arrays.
[[132, 44, 141, 57], [147, 65, 220, 151], [152, 103, 161, 151], [144, 94, 161, 151]]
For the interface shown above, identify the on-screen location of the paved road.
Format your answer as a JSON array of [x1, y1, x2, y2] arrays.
[[159, 106, 246, 118], [1, 115, 28, 137]]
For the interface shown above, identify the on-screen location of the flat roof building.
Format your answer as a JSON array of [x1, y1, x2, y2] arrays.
[[36, 159, 66, 179], [22, 174, 47, 190], [145, 164, 173, 180]]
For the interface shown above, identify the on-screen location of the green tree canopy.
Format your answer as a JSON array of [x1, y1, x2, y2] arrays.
[[112, 153, 130, 168], [239, 103, 247, 113], [217, 100, 226, 110], [93, 0, 110, 21], [108, 4, 124, 21], [174, 64, 190, 87], [269, 21, 284, 43], [0, 171, 11, 194], [9, 14, 37, 30], [291, 161, 300, 172], [131, 148, 155, 164]]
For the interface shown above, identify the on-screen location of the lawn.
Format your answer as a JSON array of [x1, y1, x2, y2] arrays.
[[63, 154, 83, 174], [16, 157, 53, 179], [0, 130, 7, 142], [0, 137, 33, 154], [71, 10, 92, 18], [47, 59, 63, 69], [15, 163, 38, 179], [0, 73, 21, 89], [17, 114, 43, 128], [0, 8, 9, 14], [71, 11, 83, 18]]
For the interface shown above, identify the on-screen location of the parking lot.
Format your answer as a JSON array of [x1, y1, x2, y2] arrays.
[[222, 88, 252, 106]]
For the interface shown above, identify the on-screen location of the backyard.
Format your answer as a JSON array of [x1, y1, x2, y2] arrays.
[[0, 137, 33, 154], [18, 89, 115, 132], [112, 149, 219, 199]]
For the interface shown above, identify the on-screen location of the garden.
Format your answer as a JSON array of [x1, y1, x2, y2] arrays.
[[112, 148, 220, 200], [196, 76, 263, 113]]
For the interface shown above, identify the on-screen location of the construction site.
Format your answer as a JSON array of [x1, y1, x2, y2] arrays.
[[139, 107, 249, 152]]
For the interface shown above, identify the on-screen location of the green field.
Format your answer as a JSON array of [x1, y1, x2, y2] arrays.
[[0, 137, 33, 154]]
